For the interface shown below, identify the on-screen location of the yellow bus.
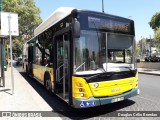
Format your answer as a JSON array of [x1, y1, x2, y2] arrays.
[[23, 7, 140, 108]]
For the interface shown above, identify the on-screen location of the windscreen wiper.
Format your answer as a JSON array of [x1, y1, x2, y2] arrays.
[[85, 70, 113, 81], [118, 66, 135, 74], [85, 73, 101, 81]]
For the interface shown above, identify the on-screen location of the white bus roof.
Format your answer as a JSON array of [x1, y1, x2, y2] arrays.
[[34, 7, 75, 36]]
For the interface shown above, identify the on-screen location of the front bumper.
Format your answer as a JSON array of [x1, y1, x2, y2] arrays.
[[73, 88, 140, 108]]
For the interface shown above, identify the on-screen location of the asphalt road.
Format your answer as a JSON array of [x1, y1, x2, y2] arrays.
[[16, 66, 160, 120]]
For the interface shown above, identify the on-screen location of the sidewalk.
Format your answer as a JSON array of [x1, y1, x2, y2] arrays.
[[0, 67, 61, 119], [138, 68, 160, 76]]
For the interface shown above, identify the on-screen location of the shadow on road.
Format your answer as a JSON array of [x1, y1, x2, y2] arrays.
[[18, 68, 136, 119]]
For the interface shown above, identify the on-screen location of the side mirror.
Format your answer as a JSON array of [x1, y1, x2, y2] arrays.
[[72, 19, 80, 38]]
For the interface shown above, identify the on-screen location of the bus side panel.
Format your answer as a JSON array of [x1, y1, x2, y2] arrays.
[[33, 64, 42, 79], [32, 64, 54, 91], [44, 66, 54, 91]]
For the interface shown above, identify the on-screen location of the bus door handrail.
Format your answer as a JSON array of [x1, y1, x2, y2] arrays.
[[56, 64, 64, 82], [56, 62, 68, 82], [75, 62, 85, 72]]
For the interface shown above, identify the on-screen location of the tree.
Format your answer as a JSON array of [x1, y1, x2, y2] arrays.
[[149, 12, 160, 54], [3, 0, 42, 38], [136, 38, 147, 58], [3, 0, 42, 55], [154, 27, 160, 50], [149, 12, 160, 31]]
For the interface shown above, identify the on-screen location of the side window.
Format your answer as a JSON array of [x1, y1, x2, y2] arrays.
[[36, 34, 43, 65], [40, 29, 53, 67], [43, 49, 50, 66], [57, 35, 64, 67], [35, 46, 42, 65]]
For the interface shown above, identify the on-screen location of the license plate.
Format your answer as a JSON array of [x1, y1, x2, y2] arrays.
[[111, 97, 124, 103]]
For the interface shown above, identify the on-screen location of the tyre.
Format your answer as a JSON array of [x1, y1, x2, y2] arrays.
[[26, 65, 28, 73], [45, 74, 52, 93], [28, 62, 33, 76]]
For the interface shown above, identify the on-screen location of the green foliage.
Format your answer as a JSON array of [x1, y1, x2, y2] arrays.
[[136, 38, 146, 58], [149, 12, 160, 52], [2, 0, 42, 55], [136, 45, 140, 58], [3, 0, 42, 37], [13, 37, 25, 56], [154, 27, 160, 50], [149, 12, 160, 30], [5, 36, 25, 56]]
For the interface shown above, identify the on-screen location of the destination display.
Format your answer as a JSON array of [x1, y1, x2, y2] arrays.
[[88, 16, 130, 33]]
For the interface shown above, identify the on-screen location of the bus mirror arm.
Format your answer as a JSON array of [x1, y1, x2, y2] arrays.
[[71, 18, 80, 38]]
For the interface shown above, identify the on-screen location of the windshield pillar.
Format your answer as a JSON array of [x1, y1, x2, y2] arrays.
[[105, 32, 108, 72], [133, 37, 136, 69]]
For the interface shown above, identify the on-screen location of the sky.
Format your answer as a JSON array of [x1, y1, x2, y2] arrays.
[[34, 0, 160, 41]]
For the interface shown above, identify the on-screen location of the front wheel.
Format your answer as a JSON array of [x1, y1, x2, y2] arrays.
[[45, 75, 52, 93]]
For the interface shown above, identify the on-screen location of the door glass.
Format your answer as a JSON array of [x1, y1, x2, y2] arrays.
[[57, 39, 63, 67], [56, 33, 70, 100]]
